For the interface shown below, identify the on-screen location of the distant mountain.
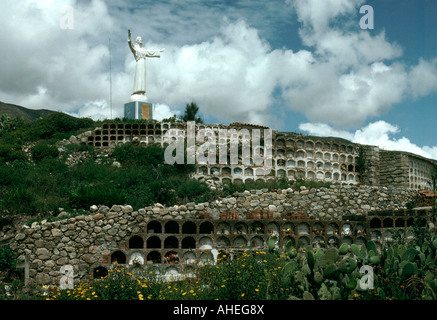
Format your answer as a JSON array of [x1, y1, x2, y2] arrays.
[[0, 101, 57, 121]]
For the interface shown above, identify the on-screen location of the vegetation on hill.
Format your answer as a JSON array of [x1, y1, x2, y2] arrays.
[[0, 112, 216, 218], [0, 101, 56, 122]]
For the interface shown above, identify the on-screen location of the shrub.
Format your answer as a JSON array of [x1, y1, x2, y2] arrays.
[[31, 142, 59, 163], [0, 144, 27, 163], [113, 143, 164, 167], [0, 244, 17, 271], [1, 186, 38, 215], [177, 180, 210, 202], [69, 184, 128, 209]]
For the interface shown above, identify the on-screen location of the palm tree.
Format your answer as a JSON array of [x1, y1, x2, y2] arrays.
[[180, 102, 203, 123]]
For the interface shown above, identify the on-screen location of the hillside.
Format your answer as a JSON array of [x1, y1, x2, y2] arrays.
[[0, 101, 56, 121]]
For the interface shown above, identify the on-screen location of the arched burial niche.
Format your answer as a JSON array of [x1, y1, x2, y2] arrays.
[[181, 236, 196, 249], [111, 251, 126, 264], [129, 235, 144, 249], [147, 251, 162, 264], [147, 220, 162, 233], [93, 266, 108, 279], [164, 236, 179, 249], [165, 221, 179, 234], [182, 221, 197, 234], [370, 218, 381, 228], [199, 221, 214, 234], [146, 236, 161, 249], [164, 251, 179, 264], [234, 222, 248, 234]]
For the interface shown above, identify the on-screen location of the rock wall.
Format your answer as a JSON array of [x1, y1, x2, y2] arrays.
[[5, 185, 419, 286], [379, 150, 410, 189]]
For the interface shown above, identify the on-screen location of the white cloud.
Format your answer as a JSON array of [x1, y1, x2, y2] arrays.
[[68, 100, 111, 120], [0, 0, 435, 139], [408, 58, 437, 98], [145, 20, 284, 126], [299, 120, 437, 160], [153, 103, 179, 121]]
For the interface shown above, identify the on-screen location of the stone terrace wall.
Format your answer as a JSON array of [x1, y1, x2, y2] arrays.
[[379, 150, 410, 189], [6, 185, 419, 286]]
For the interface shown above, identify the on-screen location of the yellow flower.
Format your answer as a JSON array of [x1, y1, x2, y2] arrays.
[[241, 293, 245, 297]]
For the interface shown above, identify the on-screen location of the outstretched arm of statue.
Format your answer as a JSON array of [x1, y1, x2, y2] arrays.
[[127, 29, 135, 55]]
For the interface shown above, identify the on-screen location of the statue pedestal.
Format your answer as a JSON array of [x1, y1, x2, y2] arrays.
[[124, 100, 154, 120]]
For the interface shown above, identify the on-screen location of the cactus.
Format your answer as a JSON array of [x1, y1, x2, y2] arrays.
[[338, 256, 357, 273], [350, 243, 360, 256], [401, 262, 417, 278], [367, 241, 377, 253], [303, 291, 315, 300], [314, 271, 323, 285], [282, 232, 436, 300], [323, 263, 337, 278], [402, 247, 417, 262], [318, 283, 332, 300], [347, 277, 358, 290], [321, 247, 338, 267], [330, 286, 342, 300], [369, 254, 381, 264], [268, 235, 276, 253], [306, 250, 315, 270], [339, 243, 349, 255]]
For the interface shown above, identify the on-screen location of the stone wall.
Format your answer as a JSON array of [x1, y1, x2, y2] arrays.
[[379, 150, 410, 189], [6, 185, 419, 286]]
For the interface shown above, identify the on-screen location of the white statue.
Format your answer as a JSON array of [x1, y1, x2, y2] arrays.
[[128, 29, 164, 102]]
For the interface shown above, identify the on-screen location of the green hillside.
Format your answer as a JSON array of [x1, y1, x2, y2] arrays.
[[0, 101, 56, 122]]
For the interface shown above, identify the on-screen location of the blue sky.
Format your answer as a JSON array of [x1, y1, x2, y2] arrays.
[[0, 0, 436, 158]]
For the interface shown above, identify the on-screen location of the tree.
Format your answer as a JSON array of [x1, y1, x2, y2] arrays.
[[180, 102, 203, 123], [0, 114, 24, 132]]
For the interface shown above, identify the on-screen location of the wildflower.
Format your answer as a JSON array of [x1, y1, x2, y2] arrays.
[[241, 293, 245, 297]]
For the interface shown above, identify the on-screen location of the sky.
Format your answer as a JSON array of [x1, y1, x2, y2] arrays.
[[1, 0, 437, 159]]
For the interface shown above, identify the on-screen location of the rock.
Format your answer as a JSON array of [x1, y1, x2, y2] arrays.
[[361, 204, 371, 210], [69, 135, 78, 144], [99, 206, 110, 214], [93, 213, 104, 221], [90, 205, 98, 212], [15, 233, 26, 241], [106, 212, 118, 219], [112, 161, 121, 168], [58, 211, 70, 218], [121, 205, 133, 213], [110, 205, 121, 212], [51, 228, 62, 237], [36, 248, 51, 260]]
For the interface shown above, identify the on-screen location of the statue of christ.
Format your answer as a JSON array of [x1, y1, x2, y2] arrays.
[[128, 29, 164, 102]]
